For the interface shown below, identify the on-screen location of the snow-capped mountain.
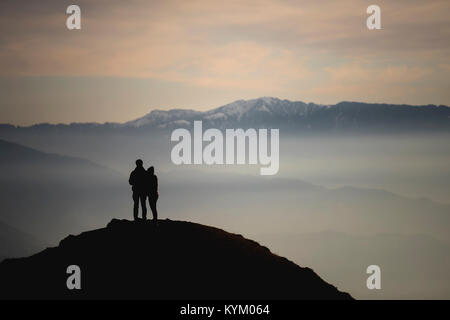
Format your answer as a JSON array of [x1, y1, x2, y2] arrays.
[[122, 97, 450, 131], [124, 97, 328, 129]]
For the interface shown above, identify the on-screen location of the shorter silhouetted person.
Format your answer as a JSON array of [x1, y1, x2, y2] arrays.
[[146, 166, 159, 223], [129, 159, 147, 221]]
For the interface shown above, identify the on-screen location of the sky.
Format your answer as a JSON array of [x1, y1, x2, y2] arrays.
[[0, 0, 449, 125]]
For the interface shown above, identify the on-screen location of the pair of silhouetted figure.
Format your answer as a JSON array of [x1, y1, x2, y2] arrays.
[[128, 159, 159, 222]]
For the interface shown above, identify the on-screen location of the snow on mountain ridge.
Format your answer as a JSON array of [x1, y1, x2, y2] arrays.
[[121, 97, 450, 129], [125, 97, 316, 127], [124, 108, 202, 127]]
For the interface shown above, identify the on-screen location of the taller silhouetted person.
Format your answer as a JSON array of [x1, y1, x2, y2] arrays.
[[129, 159, 147, 221], [146, 166, 159, 223]]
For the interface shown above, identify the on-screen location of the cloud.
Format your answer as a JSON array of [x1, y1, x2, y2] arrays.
[[306, 62, 444, 105], [0, 0, 449, 124], [324, 62, 432, 84], [1, 0, 449, 77]]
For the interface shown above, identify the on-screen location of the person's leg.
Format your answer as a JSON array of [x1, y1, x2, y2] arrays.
[[140, 194, 147, 220], [149, 195, 158, 222], [155, 195, 158, 221], [132, 192, 139, 221], [148, 195, 155, 222]]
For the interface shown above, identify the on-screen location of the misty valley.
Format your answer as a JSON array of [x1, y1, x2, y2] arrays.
[[170, 121, 279, 175]]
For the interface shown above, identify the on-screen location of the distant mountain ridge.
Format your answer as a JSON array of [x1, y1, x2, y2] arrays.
[[1, 97, 450, 132], [0, 219, 353, 299], [124, 97, 450, 130]]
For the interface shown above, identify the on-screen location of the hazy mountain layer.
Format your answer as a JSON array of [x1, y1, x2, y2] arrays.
[[0, 139, 129, 244], [0, 219, 45, 260], [255, 231, 450, 299]]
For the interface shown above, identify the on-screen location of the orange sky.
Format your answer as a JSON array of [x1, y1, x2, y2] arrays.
[[0, 0, 449, 125]]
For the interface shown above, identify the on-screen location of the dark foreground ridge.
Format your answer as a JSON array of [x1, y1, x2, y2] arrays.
[[0, 219, 352, 299]]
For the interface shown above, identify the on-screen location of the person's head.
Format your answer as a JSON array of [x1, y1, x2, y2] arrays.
[[135, 159, 143, 167], [148, 166, 154, 175]]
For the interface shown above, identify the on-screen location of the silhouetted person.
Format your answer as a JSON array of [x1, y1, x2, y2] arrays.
[[146, 166, 159, 223], [129, 159, 147, 221]]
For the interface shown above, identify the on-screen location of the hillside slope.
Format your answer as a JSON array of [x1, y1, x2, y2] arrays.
[[0, 219, 352, 300]]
